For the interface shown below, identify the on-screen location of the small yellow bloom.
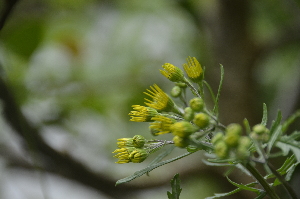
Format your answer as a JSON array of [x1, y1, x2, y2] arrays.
[[144, 84, 175, 112], [112, 147, 135, 164], [183, 56, 203, 82], [112, 147, 148, 163], [150, 115, 175, 135], [117, 135, 146, 148], [160, 63, 184, 82], [129, 105, 158, 122]]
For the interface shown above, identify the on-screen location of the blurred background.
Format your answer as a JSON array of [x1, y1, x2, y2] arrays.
[[0, 0, 300, 198]]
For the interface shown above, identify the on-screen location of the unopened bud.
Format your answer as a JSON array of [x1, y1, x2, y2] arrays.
[[173, 136, 189, 148], [184, 107, 194, 121], [189, 97, 204, 112], [193, 113, 210, 129], [171, 86, 181, 97]]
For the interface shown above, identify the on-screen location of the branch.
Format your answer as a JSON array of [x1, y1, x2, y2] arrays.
[[0, 0, 19, 30]]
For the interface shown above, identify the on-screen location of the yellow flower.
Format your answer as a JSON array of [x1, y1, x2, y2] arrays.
[[129, 105, 158, 122], [112, 147, 148, 163], [117, 135, 146, 148], [160, 63, 184, 82], [144, 84, 175, 112], [150, 115, 175, 135], [183, 56, 203, 82], [112, 147, 135, 164]]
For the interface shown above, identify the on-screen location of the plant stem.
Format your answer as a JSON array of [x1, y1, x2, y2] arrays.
[[244, 162, 280, 199]]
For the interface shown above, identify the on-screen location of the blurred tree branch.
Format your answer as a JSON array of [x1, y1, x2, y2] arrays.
[[0, 0, 19, 30], [0, 77, 169, 198]]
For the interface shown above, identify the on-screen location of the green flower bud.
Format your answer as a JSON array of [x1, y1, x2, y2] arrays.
[[224, 131, 240, 147], [171, 121, 197, 138], [171, 86, 181, 97], [176, 82, 187, 88], [253, 124, 267, 135], [184, 107, 194, 121], [226, 123, 242, 135], [193, 113, 210, 129], [186, 145, 199, 152], [211, 132, 224, 145], [251, 124, 270, 142], [173, 136, 189, 148], [236, 136, 252, 159], [129, 148, 148, 163], [132, 135, 146, 148], [189, 97, 204, 112], [214, 141, 228, 159], [238, 136, 252, 149]]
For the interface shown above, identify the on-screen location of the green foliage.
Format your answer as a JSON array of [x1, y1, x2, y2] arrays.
[[167, 174, 182, 199]]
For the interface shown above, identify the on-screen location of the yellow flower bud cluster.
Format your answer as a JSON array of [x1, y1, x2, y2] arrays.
[[113, 135, 149, 164], [212, 124, 252, 159]]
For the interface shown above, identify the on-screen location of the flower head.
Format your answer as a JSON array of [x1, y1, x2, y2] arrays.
[[150, 115, 176, 135], [160, 63, 184, 82], [112, 147, 135, 164], [144, 84, 175, 112], [117, 135, 146, 148], [129, 105, 158, 122], [170, 121, 197, 138], [183, 56, 203, 82], [112, 147, 148, 163]]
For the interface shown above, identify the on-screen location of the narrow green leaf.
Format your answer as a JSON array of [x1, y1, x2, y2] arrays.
[[270, 110, 282, 136], [116, 151, 196, 185], [276, 140, 300, 162], [226, 176, 261, 194], [243, 118, 251, 135], [261, 103, 268, 126], [285, 162, 300, 181], [167, 174, 182, 199], [148, 145, 175, 167], [267, 125, 282, 154], [213, 64, 224, 116], [202, 159, 232, 167], [205, 182, 258, 199], [254, 191, 267, 199], [282, 110, 300, 133]]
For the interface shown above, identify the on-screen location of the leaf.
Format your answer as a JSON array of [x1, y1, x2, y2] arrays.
[[115, 151, 196, 185], [282, 110, 300, 133], [202, 159, 232, 167], [167, 174, 182, 199], [267, 125, 282, 154], [269, 110, 282, 136], [226, 176, 261, 194], [205, 182, 258, 199], [243, 118, 251, 135], [285, 162, 300, 181], [148, 145, 175, 167], [261, 103, 268, 126], [276, 133, 300, 162], [213, 64, 224, 116], [254, 191, 267, 199]]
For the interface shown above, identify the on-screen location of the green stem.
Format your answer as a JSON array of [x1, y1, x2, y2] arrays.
[[244, 162, 280, 199]]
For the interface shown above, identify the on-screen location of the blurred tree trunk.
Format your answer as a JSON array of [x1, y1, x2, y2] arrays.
[[209, 0, 260, 125]]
